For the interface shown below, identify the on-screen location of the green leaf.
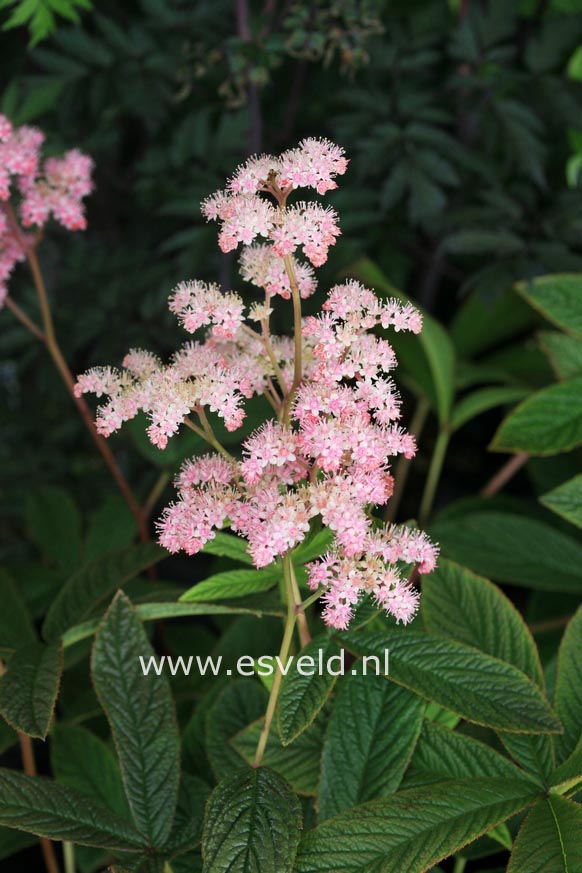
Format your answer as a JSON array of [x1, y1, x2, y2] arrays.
[[430, 511, 582, 592], [26, 485, 82, 573], [0, 641, 62, 738], [85, 496, 138, 560], [165, 773, 210, 856], [507, 795, 582, 872], [405, 721, 533, 787], [450, 386, 528, 432], [0, 570, 36, 654], [50, 724, 130, 819], [0, 769, 147, 852], [295, 778, 540, 873], [319, 665, 423, 819], [491, 377, 582, 455], [498, 732, 555, 786], [549, 738, 582, 794], [0, 826, 36, 861], [422, 559, 543, 685], [278, 636, 341, 745], [232, 715, 325, 796], [516, 274, 582, 337], [201, 767, 302, 873], [61, 599, 283, 649], [201, 532, 253, 565], [43, 542, 164, 640], [91, 592, 180, 848], [554, 607, 582, 764], [538, 331, 582, 380], [339, 630, 562, 734], [293, 528, 334, 564], [206, 680, 267, 780], [180, 568, 281, 602], [540, 474, 582, 528]]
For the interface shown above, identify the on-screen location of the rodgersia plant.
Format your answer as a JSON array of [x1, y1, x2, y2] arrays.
[[76, 138, 438, 635]]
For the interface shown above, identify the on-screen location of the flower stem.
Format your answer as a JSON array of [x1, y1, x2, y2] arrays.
[[481, 451, 528, 497], [281, 254, 303, 424], [253, 556, 298, 767], [18, 732, 61, 873], [288, 556, 311, 647], [196, 408, 236, 462], [4, 295, 46, 341], [63, 842, 75, 873], [418, 429, 450, 526], [453, 857, 467, 873]]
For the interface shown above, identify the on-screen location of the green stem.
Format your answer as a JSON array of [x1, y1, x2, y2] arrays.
[[418, 429, 450, 526], [453, 857, 467, 873], [384, 397, 430, 523], [183, 414, 235, 462], [288, 556, 311, 647], [63, 842, 75, 873], [298, 588, 324, 612], [253, 560, 297, 767]]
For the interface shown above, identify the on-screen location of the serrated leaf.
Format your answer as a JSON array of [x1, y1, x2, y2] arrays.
[[180, 568, 281, 602], [0, 641, 62, 738], [507, 795, 582, 872], [201, 767, 302, 873], [538, 331, 582, 380], [26, 485, 82, 573], [498, 732, 555, 785], [549, 738, 582, 794], [0, 769, 147, 852], [165, 773, 210, 856], [293, 528, 334, 564], [450, 386, 528, 432], [43, 542, 164, 640], [554, 606, 582, 764], [405, 721, 535, 788], [422, 559, 543, 684], [50, 724, 130, 819], [516, 274, 582, 337], [206, 680, 267, 780], [91, 592, 180, 848], [319, 665, 423, 819], [295, 778, 540, 873], [339, 630, 562, 734], [430, 511, 582, 592], [232, 715, 325, 796], [0, 570, 36, 654], [201, 532, 253, 564], [491, 377, 582, 455], [278, 636, 341, 745], [540, 474, 582, 528]]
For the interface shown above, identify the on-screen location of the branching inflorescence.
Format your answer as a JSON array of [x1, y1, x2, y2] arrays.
[[76, 138, 438, 630]]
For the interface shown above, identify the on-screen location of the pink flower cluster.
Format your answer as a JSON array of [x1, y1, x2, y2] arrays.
[[77, 138, 438, 629], [0, 114, 93, 306]]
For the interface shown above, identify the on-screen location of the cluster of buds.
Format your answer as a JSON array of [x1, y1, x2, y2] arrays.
[[77, 138, 437, 629], [0, 114, 93, 306]]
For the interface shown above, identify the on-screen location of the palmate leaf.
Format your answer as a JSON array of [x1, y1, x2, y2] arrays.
[[0, 768, 147, 852], [295, 778, 541, 873], [201, 767, 302, 873], [338, 630, 561, 734], [507, 795, 582, 872], [91, 592, 180, 849], [0, 641, 62, 738], [318, 665, 423, 820], [278, 636, 341, 745]]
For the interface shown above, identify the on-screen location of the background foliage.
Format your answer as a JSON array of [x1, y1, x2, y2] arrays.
[[2, 1, 582, 871]]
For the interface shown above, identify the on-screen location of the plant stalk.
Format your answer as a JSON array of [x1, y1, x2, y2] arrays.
[[18, 732, 61, 873], [384, 398, 430, 522], [418, 429, 450, 526]]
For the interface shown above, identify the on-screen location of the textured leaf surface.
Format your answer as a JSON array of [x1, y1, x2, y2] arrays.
[[232, 715, 325, 796], [517, 274, 582, 336], [43, 542, 164, 640], [278, 636, 341, 745], [180, 568, 281, 602], [498, 732, 555, 785], [0, 641, 62, 738], [491, 377, 582, 455], [91, 592, 180, 848], [450, 386, 528, 431], [201, 532, 253, 564], [0, 571, 35, 654], [206, 680, 267, 780], [165, 773, 210, 855], [201, 767, 302, 873], [554, 607, 582, 763], [540, 474, 582, 528], [319, 666, 423, 819], [26, 486, 82, 573], [507, 796, 582, 872], [0, 769, 146, 851], [538, 331, 582, 380], [50, 724, 129, 818], [430, 511, 582, 591], [339, 630, 561, 733], [422, 560, 543, 684], [295, 778, 539, 873]]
